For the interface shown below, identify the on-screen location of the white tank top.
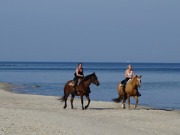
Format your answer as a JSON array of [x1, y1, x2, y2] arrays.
[[127, 71, 133, 78]]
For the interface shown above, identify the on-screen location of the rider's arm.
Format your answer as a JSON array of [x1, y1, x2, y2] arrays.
[[132, 71, 136, 77]]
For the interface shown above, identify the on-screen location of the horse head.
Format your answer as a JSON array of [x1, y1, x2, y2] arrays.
[[90, 72, 100, 86], [134, 75, 142, 88]]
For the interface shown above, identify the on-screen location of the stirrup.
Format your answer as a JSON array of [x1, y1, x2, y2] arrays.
[[120, 84, 124, 87]]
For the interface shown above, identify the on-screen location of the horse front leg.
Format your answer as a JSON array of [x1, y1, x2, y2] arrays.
[[85, 95, 91, 109], [80, 95, 84, 110], [134, 96, 139, 109]]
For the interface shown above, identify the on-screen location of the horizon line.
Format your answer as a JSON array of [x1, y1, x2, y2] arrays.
[[0, 61, 180, 64]]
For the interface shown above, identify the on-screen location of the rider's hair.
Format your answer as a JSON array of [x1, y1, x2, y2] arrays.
[[127, 64, 132, 69], [78, 62, 82, 66]]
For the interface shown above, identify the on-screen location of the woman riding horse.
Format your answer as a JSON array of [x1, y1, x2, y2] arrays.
[[113, 75, 142, 109], [61, 73, 100, 110], [121, 65, 141, 97], [73, 62, 84, 94]]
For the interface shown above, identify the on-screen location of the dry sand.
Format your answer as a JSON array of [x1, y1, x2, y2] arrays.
[[0, 82, 180, 135]]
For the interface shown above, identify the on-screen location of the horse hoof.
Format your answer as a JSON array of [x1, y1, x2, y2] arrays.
[[121, 104, 125, 109], [63, 106, 67, 109], [85, 106, 88, 109], [137, 93, 141, 97]]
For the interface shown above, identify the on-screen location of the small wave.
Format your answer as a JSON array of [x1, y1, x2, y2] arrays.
[[32, 85, 40, 88]]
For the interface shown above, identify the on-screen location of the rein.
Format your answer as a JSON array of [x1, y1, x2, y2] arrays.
[[80, 74, 93, 84]]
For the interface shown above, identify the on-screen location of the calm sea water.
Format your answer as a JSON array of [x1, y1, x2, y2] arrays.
[[0, 62, 180, 110]]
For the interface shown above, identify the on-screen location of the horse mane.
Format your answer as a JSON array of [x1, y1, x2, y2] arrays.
[[80, 73, 94, 83], [127, 77, 137, 85], [127, 76, 141, 88]]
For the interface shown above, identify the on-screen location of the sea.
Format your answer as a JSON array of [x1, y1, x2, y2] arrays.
[[0, 62, 180, 110]]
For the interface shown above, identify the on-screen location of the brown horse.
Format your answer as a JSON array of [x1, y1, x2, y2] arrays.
[[113, 75, 142, 109], [60, 73, 100, 110]]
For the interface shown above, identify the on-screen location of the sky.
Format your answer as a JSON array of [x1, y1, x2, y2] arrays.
[[0, 0, 180, 63]]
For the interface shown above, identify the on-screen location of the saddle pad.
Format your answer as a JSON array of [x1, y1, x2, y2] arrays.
[[69, 81, 75, 86], [119, 79, 132, 88], [127, 79, 131, 84], [69, 79, 81, 87]]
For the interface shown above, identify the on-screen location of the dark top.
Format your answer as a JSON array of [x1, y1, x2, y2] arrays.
[[74, 68, 84, 78]]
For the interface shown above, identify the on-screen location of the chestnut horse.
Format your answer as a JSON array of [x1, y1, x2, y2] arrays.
[[60, 73, 100, 110], [113, 75, 142, 109]]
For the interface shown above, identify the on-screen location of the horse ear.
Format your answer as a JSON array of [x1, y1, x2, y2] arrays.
[[93, 72, 95, 75]]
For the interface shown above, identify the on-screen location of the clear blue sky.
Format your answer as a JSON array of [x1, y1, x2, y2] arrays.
[[0, 0, 180, 63]]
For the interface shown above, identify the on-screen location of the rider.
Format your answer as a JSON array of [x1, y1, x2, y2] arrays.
[[73, 62, 84, 93], [121, 65, 141, 97]]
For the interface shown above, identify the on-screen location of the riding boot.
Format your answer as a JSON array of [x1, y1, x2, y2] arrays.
[[123, 84, 126, 93], [73, 79, 78, 94], [137, 91, 141, 97]]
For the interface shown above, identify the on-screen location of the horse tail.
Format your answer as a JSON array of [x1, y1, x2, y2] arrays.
[[112, 97, 121, 103], [59, 96, 65, 102]]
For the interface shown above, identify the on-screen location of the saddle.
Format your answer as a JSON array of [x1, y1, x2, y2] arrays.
[[69, 79, 82, 87], [119, 79, 131, 88]]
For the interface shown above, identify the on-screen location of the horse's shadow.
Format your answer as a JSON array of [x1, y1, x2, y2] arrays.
[[145, 108, 174, 111], [89, 107, 174, 111], [89, 108, 115, 110], [89, 107, 144, 111]]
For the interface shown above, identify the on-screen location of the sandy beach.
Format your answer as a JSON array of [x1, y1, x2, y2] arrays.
[[0, 83, 180, 135]]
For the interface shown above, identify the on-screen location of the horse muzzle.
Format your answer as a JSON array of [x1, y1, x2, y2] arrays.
[[96, 82, 100, 86]]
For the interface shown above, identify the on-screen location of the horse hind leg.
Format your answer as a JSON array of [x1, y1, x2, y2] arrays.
[[120, 90, 126, 109], [117, 84, 124, 109], [63, 97, 67, 109], [122, 99, 126, 109], [63, 92, 70, 109], [119, 94, 125, 109], [121, 100, 125, 109], [117, 95, 124, 109], [122, 95, 127, 109], [127, 95, 131, 110]]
